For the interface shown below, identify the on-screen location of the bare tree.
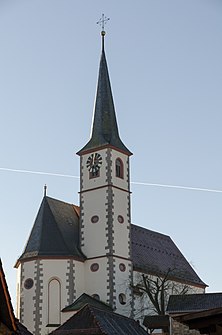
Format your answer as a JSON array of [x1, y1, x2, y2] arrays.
[[133, 268, 189, 315]]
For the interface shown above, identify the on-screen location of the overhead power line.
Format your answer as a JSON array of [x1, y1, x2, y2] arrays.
[[0, 167, 222, 194]]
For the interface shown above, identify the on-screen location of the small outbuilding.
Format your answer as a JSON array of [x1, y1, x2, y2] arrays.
[[167, 293, 222, 335], [51, 304, 147, 335]]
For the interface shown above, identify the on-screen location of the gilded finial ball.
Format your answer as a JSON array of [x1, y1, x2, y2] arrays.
[[101, 31, 106, 36]]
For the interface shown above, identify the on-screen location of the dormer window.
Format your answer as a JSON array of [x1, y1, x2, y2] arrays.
[[116, 158, 124, 179]]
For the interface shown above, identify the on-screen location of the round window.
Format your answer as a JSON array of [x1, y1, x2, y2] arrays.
[[91, 215, 99, 223], [119, 263, 126, 272], [118, 215, 124, 224], [90, 263, 99, 272], [24, 278, 34, 290], [119, 293, 126, 305]]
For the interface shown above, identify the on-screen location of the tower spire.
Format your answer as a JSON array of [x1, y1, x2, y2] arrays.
[[77, 16, 132, 156]]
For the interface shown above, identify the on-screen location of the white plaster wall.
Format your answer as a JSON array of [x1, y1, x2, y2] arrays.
[[81, 188, 107, 257], [41, 259, 69, 331], [84, 258, 108, 303], [74, 261, 85, 298], [18, 261, 36, 334], [115, 258, 132, 317], [19, 258, 86, 335], [112, 189, 130, 258], [16, 265, 21, 318]]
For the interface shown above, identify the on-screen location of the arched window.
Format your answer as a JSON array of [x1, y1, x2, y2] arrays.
[[48, 279, 61, 326], [115, 158, 124, 179]]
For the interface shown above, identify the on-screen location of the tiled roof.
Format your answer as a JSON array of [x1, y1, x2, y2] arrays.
[[131, 224, 206, 287], [17, 196, 205, 287], [62, 293, 113, 312], [167, 293, 222, 313], [17, 197, 85, 262], [51, 304, 147, 335]]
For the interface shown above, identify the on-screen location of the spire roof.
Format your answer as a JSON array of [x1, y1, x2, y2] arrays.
[[77, 32, 132, 156]]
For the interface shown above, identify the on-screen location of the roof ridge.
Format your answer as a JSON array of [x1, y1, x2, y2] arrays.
[[131, 223, 170, 239], [86, 304, 108, 335]]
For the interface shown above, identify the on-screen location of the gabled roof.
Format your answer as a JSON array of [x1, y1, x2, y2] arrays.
[[131, 224, 206, 287], [77, 35, 131, 156], [17, 197, 85, 263], [167, 293, 222, 313], [62, 293, 113, 312], [0, 258, 17, 332], [51, 304, 147, 335]]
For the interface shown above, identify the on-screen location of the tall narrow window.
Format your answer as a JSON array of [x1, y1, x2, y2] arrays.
[[48, 279, 61, 326], [116, 158, 124, 179]]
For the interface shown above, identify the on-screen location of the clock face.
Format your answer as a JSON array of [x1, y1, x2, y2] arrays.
[[86, 153, 102, 173]]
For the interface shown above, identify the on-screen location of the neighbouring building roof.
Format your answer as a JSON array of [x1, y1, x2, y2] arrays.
[[167, 293, 222, 313], [62, 293, 113, 312], [16, 196, 206, 288], [0, 258, 32, 335], [16, 321, 33, 335], [77, 36, 131, 156], [172, 307, 222, 334], [50, 304, 147, 335], [0, 258, 17, 332], [131, 224, 206, 287]]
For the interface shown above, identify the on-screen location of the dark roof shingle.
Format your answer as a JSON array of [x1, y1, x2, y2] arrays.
[[77, 47, 131, 156], [17, 196, 206, 288], [131, 224, 206, 287], [51, 304, 147, 335], [18, 197, 85, 262], [167, 293, 222, 313]]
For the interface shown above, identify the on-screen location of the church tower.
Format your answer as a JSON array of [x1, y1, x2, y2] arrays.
[[77, 29, 133, 315], [15, 25, 134, 335]]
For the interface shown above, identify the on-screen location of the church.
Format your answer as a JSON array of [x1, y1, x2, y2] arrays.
[[15, 28, 206, 335]]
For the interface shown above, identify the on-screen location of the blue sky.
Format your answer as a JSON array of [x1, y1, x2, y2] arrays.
[[0, 0, 222, 307]]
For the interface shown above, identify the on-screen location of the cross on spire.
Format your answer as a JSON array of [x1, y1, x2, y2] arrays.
[[96, 14, 110, 33]]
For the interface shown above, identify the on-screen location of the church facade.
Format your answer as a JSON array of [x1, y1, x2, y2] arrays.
[[15, 31, 206, 335]]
